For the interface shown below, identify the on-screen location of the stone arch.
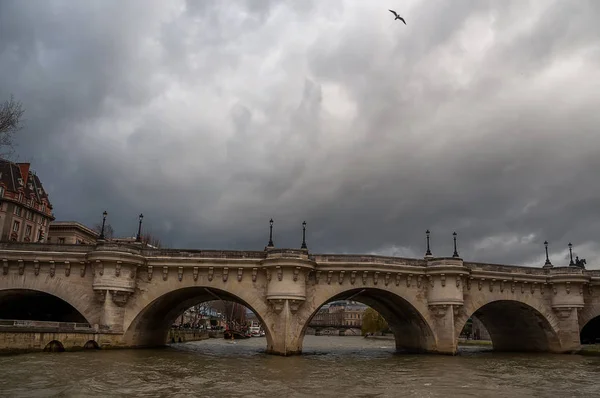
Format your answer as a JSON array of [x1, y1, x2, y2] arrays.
[[0, 288, 93, 325], [298, 287, 437, 353], [123, 286, 273, 349], [0, 274, 98, 325], [83, 340, 100, 350], [43, 340, 65, 352], [456, 299, 561, 352]]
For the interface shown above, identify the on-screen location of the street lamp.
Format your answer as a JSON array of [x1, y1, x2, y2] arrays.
[[568, 242, 574, 266], [544, 240, 551, 266], [301, 221, 307, 249], [425, 229, 432, 257], [267, 218, 274, 248], [99, 210, 108, 240], [136, 213, 144, 242], [452, 232, 459, 258]]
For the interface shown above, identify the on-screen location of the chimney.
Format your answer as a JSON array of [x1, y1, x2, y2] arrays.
[[17, 163, 30, 185]]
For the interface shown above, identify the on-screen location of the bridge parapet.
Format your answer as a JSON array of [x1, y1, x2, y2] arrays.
[[425, 257, 468, 308]]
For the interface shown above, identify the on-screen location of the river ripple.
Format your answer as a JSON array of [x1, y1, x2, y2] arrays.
[[0, 336, 599, 398]]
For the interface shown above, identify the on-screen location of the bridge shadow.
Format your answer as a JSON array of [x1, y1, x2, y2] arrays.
[[581, 315, 600, 345], [457, 300, 560, 352], [0, 289, 88, 323]]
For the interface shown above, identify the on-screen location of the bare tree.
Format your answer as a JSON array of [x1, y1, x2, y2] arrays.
[[141, 232, 163, 248], [92, 223, 114, 240], [0, 95, 24, 158]]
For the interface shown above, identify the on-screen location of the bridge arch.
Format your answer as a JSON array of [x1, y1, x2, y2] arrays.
[[123, 285, 273, 349], [456, 299, 561, 352], [0, 287, 94, 325], [298, 287, 437, 353], [578, 303, 600, 344]]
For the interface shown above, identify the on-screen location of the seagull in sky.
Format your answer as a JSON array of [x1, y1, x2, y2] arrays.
[[388, 9, 406, 25]]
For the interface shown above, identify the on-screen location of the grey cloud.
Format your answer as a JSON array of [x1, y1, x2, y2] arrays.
[[1, 0, 600, 268]]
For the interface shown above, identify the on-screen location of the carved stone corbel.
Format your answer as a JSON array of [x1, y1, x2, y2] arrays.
[[115, 261, 122, 277], [373, 272, 379, 285], [2, 259, 8, 275], [351, 271, 357, 285], [252, 267, 257, 282], [478, 279, 483, 291], [110, 290, 131, 306], [276, 266, 282, 282], [34, 260, 40, 276], [338, 270, 345, 285], [289, 299, 303, 313], [147, 265, 153, 281], [500, 280, 506, 293], [521, 282, 526, 294], [315, 270, 321, 284], [553, 307, 574, 319], [580, 284, 584, 296], [178, 266, 184, 282], [540, 283, 545, 295], [531, 283, 536, 294], [440, 274, 446, 287], [294, 267, 301, 282], [417, 274, 422, 288], [79, 261, 86, 277], [467, 278, 472, 290], [49, 261, 55, 277], [223, 267, 229, 282], [395, 273, 401, 286], [96, 260, 103, 276], [326, 271, 333, 284], [130, 266, 137, 279], [565, 282, 571, 294], [384, 272, 390, 286], [362, 271, 368, 285], [193, 267, 199, 281], [94, 289, 107, 302], [489, 279, 494, 292], [589, 284, 593, 295], [17, 259, 24, 275], [269, 299, 284, 314], [406, 274, 412, 288], [208, 267, 214, 282], [511, 280, 515, 293], [237, 268, 243, 282], [428, 275, 434, 288], [429, 304, 448, 318], [64, 261, 70, 277], [162, 266, 168, 281], [456, 276, 461, 288]]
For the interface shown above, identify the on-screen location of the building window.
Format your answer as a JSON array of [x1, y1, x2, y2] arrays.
[[25, 225, 32, 237], [58, 237, 65, 244], [14, 206, 22, 216], [12, 221, 19, 232], [25, 211, 32, 220], [0, 186, 4, 198]]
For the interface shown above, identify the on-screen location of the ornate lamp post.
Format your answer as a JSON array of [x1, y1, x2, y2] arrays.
[[267, 218, 274, 248], [452, 231, 459, 258], [425, 229, 432, 257], [544, 240, 552, 266], [136, 213, 144, 242], [301, 221, 307, 249], [99, 210, 108, 240], [568, 242, 574, 266]]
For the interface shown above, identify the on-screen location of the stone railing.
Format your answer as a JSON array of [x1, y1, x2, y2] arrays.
[[0, 319, 93, 331], [311, 254, 426, 267], [144, 249, 266, 259], [0, 242, 91, 253]]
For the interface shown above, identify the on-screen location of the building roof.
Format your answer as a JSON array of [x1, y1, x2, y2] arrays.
[[49, 221, 99, 237], [0, 159, 52, 209]]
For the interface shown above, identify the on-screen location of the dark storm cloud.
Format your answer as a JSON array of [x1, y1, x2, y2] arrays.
[[1, 0, 599, 268]]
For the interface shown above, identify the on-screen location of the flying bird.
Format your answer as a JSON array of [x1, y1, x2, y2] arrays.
[[388, 9, 406, 25]]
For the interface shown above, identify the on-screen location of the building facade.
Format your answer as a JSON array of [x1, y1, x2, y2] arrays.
[[0, 160, 54, 242], [48, 221, 99, 245], [310, 301, 368, 328]]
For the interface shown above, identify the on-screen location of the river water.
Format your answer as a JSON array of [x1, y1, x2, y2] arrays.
[[1, 336, 599, 397]]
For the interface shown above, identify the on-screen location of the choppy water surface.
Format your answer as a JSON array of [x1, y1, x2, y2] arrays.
[[1, 336, 600, 397]]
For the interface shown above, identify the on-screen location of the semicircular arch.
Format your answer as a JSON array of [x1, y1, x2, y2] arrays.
[[456, 297, 561, 352], [296, 285, 437, 353], [123, 282, 273, 348], [0, 278, 97, 325]]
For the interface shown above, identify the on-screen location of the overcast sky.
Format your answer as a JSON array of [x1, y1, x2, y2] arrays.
[[1, 0, 599, 268]]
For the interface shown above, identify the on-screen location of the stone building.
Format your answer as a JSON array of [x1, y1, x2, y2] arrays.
[[310, 301, 368, 328], [47, 221, 99, 245], [0, 160, 54, 242]]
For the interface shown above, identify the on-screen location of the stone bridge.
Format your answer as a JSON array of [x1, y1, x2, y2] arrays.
[[0, 241, 599, 355]]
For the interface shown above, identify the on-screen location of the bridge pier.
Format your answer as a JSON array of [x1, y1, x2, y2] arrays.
[[264, 299, 305, 356]]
